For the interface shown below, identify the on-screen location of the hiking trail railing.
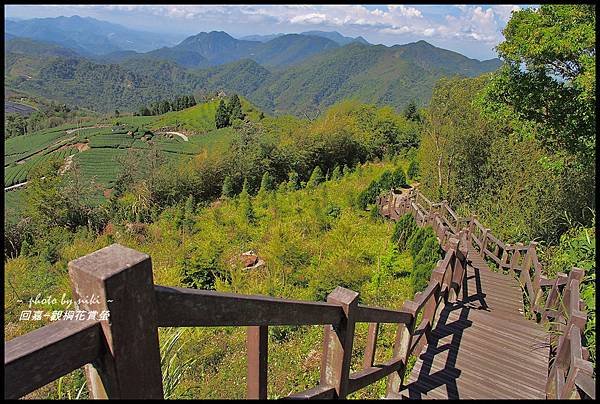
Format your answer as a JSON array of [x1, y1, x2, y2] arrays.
[[378, 187, 595, 399], [5, 230, 468, 399], [4, 187, 594, 399]]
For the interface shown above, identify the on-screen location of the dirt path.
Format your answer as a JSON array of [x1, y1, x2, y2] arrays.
[[157, 131, 189, 141], [65, 124, 111, 135], [5, 182, 27, 191]]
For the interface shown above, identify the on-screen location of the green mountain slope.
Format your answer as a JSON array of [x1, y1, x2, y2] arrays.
[[4, 38, 501, 115]]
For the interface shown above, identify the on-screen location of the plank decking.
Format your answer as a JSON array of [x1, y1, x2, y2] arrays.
[[396, 247, 550, 399]]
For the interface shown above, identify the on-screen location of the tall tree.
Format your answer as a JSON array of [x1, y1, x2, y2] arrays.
[[215, 99, 230, 129], [227, 94, 245, 121], [485, 4, 595, 158]]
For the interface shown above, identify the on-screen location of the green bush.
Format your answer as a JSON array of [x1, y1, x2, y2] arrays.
[[407, 226, 436, 257], [411, 262, 436, 293], [391, 166, 407, 188], [391, 213, 417, 249], [357, 180, 381, 210], [414, 237, 442, 268], [407, 160, 419, 180], [179, 248, 221, 290]]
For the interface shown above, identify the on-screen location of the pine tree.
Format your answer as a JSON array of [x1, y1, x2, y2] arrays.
[[331, 165, 342, 180], [259, 171, 274, 193], [227, 94, 245, 121], [183, 195, 195, 232], [287, 171, 300, 191], [221, 175, 235, 198], [215, 99, 230, 129], [307, 166, 324, 188], [239, 179, 255, 224]]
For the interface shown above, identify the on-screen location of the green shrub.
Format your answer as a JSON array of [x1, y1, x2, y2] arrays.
[[391, 166, 407, 188], [179, 248, 221, 290], [414, 237, 442, 268], [411, 262, 436, 293], [407, 226, 436, 257], [307, 166, 324, 188], [392, 213, 417, 249], [407, 160, 419, 180], [357, 180, 381, 210], [378, 170, 394, 191]]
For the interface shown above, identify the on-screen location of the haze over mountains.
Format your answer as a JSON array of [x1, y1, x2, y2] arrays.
[[4, 15, 503, 115]]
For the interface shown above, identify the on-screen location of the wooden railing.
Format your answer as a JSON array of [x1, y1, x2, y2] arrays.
[[378, 188, 596, 399], [4, 220, 468, 401], [4, 187, 594, 399]]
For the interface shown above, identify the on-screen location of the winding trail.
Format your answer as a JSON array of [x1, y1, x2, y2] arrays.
[[157, 131, 189, 141]]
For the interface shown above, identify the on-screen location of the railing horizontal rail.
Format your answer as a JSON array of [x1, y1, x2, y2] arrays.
[[154, 286, 344, 327], [354, 305, 413, 324], [284, 384, 336, 399], [5, 320, 103, 399], [411, 283, 440, 314], [347, 357, 404, 394]]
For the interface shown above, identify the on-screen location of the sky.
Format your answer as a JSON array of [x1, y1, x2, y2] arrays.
[[4, 4, 537, 60]]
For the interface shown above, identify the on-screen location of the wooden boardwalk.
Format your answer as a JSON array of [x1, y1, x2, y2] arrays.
[[397, 247, 549, 399]]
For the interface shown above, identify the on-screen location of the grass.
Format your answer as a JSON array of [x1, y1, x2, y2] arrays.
[[150, 97, 264, 134], [4, 159, 417, 399]]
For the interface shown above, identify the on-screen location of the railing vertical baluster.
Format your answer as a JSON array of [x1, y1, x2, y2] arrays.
[[68, 244, 164, 399], [363, 323, 379, 369], [320, 287, 359, 399], [247, 325, 268, 399], [480, 228, 490, 258], [386, 301, 417, 397]]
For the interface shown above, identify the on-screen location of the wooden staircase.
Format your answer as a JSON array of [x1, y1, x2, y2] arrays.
[[396, 247, 549, 399]]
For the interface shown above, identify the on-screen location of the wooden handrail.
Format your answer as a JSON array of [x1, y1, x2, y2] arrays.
[[384, 188, 595, 399], [154, 285, 345, 327], [4, 320, 103, 400], [4, 188, 594, 400]]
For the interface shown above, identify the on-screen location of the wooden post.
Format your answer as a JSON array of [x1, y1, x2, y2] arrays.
[[320, 287, 359, 399], [247, 325, 268, 399], [500, 244, 510, 274], [363, 323, 379, 369], [386, 301, 417, 397], [480, 228, 490, 258], [68, 244, 164, 399]]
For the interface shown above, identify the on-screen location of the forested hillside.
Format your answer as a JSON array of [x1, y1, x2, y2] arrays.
[[5, 37, 500, 115]]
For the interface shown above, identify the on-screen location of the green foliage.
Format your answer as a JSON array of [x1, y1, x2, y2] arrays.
[[259, 171, 275, 193], [286, 171, 300, 191], [227, 94, 245, 121], [391, 166, 407, 188], [488, 4, 595, 158], [407, 160, 419, 180], [160, 328, 197, 399], [239, 179, 256, 224], [356, 166, 407, 210], [407, 226, 436, 258], [215, 99, 230, 129], [179, 247, 221, 290], [543, 224, 595, 367], [392, 214, 417, 250], [411, 262, 436, 294], [331, 165, 342, 180], [306, 166, 324, 189], [221, 175, 235, 198]]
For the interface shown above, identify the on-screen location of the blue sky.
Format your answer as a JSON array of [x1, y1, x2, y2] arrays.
[[5, 4, 536, 60]]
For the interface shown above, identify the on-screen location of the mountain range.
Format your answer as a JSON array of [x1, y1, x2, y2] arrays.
[[4, 15, 185, 55], [4, 16, 503, 116]]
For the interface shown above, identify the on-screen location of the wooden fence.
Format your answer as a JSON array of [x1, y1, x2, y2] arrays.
[[378, 188, 596, 400], [4, 186, 594, 399], [5, 226, 468, 399]]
